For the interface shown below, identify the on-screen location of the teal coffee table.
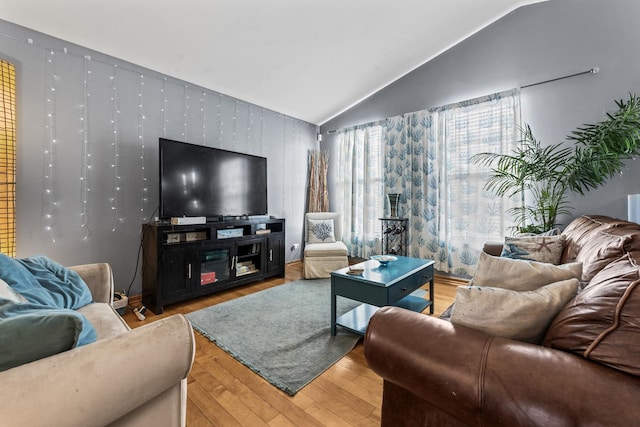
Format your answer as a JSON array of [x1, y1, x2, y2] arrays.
[[330, 256, 434, 336]]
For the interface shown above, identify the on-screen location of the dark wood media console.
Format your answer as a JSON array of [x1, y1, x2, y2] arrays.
[[142, 218, 285, 314]]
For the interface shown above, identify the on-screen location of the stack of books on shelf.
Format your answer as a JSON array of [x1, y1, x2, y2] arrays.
[[236, 261, 257, 276]]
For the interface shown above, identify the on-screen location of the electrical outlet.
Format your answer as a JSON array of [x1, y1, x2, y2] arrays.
[[291, 243, 300, 251]]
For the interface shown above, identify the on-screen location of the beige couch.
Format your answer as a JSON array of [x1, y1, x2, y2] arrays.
[[0, 263, 195, 427]]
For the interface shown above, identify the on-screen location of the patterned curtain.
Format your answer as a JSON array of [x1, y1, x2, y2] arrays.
[[383, 89, 521, 276], [335, 124, 384, 258]]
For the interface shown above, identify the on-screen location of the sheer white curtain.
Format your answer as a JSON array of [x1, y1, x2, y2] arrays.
[[335, 124, 384, 258], [383, 89, 521, 276]]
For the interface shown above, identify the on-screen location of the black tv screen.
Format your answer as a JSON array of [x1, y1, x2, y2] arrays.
[[159, 138, 268, 219]]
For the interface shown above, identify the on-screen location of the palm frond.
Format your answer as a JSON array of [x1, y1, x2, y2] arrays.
[[566, 93, 640, 194], [474, 94, 640, 232]]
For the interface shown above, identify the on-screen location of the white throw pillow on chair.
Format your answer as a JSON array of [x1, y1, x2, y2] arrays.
[[307, 218, 336, 243]]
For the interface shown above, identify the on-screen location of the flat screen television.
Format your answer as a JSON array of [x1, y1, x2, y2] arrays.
[[159, 138, 268, 220]]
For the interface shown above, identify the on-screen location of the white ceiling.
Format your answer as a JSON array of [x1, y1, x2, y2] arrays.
[[1, 0, 545, 125]]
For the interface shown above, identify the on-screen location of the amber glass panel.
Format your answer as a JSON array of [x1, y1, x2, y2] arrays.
[[0, 60, 16, 256]]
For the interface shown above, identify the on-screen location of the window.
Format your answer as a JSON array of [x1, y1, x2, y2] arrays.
[[0, 60, 16, 256], [335, 90, 520, 275], [336, 124, 384, 258]]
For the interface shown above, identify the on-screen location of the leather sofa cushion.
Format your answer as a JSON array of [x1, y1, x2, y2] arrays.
[[543, 252, 640, 376], [561, 215, 640, 265], [560, 215, 615, 264], [573, 231, 630, 284], [592, 222, 640, 253]]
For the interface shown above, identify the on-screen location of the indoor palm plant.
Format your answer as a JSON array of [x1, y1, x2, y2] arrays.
[[473, 94, 640, 234]]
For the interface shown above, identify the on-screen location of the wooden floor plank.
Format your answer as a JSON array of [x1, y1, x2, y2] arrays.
[[123, 263, 460, 426], [207, 342, 326, 427], [297, 377, 377, 427], [185, 395, 213, 427], [188, 382, 241, 427], [323, 365, 382, 409], [199, 354, 280, 424], [267, 413, 299, 427], [305, 402, 360, 427]]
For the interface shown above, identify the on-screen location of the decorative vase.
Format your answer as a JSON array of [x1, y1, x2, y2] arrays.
[[387, 193, 400, 218]]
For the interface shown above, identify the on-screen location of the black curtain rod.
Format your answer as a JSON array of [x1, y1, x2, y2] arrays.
[[323, 67, 600, 135], [521, 67, 599, 89]]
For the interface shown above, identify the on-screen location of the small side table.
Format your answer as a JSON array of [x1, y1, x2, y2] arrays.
[[379, 217, 408, 256]]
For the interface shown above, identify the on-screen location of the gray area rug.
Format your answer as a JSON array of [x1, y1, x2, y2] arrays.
[[186, 278, 362, 395]]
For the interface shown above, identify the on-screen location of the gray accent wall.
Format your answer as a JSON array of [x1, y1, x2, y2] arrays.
[[1, 19, 316, 295], [321, 0, 640, 228]]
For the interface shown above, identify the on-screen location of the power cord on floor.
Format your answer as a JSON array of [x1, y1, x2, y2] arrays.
[[133, 305, 147, 321], [128, 302, 147, 321]]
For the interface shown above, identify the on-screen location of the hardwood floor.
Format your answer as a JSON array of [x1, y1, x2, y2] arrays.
[[123, 262, 462, 426]]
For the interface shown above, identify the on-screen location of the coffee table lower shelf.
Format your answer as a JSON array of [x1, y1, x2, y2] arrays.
[[336, 295, 432, 335]]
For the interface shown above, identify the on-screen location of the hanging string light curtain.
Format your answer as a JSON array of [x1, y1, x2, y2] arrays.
[[1, 32, 316, 249], [307, 149, 329, 212], [0, 60, 16, 256]]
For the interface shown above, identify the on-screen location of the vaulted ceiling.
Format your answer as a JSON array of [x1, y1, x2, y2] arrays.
[[0, 0, 546, 124]]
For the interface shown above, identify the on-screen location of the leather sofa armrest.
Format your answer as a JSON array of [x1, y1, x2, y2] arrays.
[[0, 314, 195, 427], [365, 306, 491, 425], [68, 263, 114, 304], [482, 241, 503, 256], [365, 306, 640, 426]]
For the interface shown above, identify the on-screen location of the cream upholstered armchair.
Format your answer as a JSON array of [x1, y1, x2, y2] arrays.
[[303, 212, 349, 279]]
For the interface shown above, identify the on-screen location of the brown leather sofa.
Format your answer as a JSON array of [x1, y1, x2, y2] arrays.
[[364, 215, 640, 426]]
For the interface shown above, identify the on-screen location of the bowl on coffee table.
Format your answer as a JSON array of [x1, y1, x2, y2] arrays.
[[370, 255, 398, 266]]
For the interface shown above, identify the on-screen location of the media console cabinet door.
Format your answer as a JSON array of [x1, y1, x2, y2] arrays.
[[161, 249, 196, 302], [267, 234, 285, 274]]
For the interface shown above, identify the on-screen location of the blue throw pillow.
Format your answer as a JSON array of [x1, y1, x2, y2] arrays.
[[0, 300, 97, 372]]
